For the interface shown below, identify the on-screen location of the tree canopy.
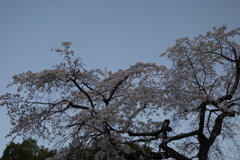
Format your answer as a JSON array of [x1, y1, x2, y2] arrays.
[[0, 138, 56, 160], [1, 26, 240, 160]]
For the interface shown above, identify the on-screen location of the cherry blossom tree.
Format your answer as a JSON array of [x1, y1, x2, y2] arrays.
[[1, 26, 240, 160]]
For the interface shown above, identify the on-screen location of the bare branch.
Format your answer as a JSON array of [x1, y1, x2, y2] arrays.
[[160, 144, 191, 160], [104, 75, 129, 105], [167, 130, 198, 143], [128, 119, 171, 137], [70, 78, 95, 108]]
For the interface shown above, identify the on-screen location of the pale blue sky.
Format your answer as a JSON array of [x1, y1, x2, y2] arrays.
[[0, 0, 240, 155]]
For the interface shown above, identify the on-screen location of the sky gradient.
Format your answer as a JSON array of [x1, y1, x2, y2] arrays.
[[0, 0, 240, 156]]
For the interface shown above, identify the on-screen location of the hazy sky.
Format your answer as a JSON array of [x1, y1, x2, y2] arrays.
[[0, 0, 240, 156]]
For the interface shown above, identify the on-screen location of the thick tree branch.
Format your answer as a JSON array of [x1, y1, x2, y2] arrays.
[[70, 78, 95, 108], [160, 144, 191, 160], [198, 101, 208, 135], [166, 130, 198, 143], [82, 81, 106, 100], [103, 75, 129, 105], [128, 119, 171, 137], [217, 94, 233, 103], [204, 51, 236, 62], [229, 47, 240, 95], [197, 101, 209, 160], [209, 112, 235, 144], [68, 101, 89, 110], [209, 114, 224, 145]]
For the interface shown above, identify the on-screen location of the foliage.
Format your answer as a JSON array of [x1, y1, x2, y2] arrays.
[[0, 138, 56, 160], [1, 26, 240, 160], [66, 138, 153, 160]]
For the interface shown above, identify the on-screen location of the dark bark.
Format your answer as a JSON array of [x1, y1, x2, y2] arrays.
[[160, 144, 191, 160], [167, 130, 198, 143], [70, 78, 95, 108], [128, 119, 171, 137], [103, 75, 129, 105], [197, 101, 210, 160]]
